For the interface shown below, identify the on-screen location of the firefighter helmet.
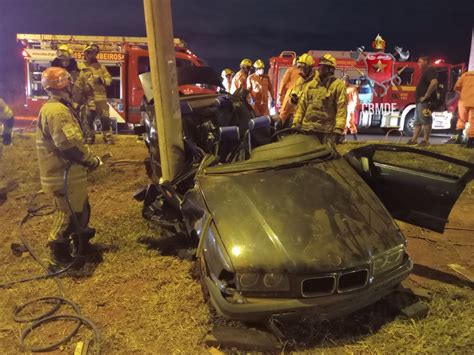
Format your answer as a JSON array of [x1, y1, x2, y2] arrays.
[[240, 58, 252, 68], [297, 53, 315, 67], [372, 34, 386, 51], [221, 68, 234, 78], [56, 44, 74, 59], [253, 59, 265, 69], [84, 43, 100, 54], [319, 54, 337, 68], [41, 67, 72, 90]]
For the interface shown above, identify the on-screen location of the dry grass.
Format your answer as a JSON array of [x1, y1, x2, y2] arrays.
[[0, 134, 473, 354]]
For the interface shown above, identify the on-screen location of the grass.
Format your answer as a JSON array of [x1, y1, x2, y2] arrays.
[[0, 133, 473, 354]]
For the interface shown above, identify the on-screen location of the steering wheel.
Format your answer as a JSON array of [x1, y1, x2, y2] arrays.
[[270, 127, 305, 141]]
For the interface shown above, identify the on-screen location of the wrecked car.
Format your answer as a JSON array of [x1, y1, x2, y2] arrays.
[[135, 67, 474, 323]]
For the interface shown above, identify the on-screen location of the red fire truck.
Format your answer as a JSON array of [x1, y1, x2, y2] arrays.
[[269, 50, 465, 135], [16, 33, 211, 125]]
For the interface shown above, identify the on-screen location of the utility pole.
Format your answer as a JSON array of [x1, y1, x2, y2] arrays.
[[143, 0, 184, 181]]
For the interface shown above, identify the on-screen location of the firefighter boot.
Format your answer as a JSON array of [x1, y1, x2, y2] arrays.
[[103, 132, 114, 145], [455, 129, 464, 144], [466, 138, 474, 149], [72, 227, 97, 256], [48, 241, 74, 272], [352, 133, 358, 141], [86, 133, 95, 145]]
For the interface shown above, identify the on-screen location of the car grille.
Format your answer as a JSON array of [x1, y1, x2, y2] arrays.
[[301, 276, 336, 297], [301, 268, 369, 298], [337, 269, 369, 293]]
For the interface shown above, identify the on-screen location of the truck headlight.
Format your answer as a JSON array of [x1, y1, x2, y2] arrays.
[[373, 245, 405, 277], [237, 273, 290, 292]]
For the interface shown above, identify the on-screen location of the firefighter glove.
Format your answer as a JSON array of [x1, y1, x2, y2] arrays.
[[290, 93, 298, 105], [87, 156, 103, 170], [334, 129, 345, 144]]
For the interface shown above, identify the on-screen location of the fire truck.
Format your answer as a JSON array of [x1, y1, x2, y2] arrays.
[[16, 33, 210, 125], [269, 50, 465, 135]]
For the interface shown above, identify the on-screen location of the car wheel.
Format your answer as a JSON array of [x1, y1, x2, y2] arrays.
[[403, 110, 416, 136]]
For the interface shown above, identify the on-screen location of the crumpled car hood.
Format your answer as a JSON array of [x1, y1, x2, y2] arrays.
[[198, 159, 405, 274]]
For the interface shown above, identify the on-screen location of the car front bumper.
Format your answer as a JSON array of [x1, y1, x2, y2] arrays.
[[205, 258, 413, 322]]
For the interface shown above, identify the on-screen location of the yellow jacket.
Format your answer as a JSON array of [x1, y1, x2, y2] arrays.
[[75, 61, 112, 106], [455, 71, 474, 108], [0, 98, 13, 120], [293, 73, 347, 133], [36, 96, 96, 193]]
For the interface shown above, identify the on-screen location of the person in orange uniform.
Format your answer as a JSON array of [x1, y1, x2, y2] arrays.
[[278, 54, 315, 126], [230, 58, 252, 94], [454, 70, 474, 148], [343, 75, 359, 141], [278, 57, 300, 108], [247, 59, 274, 116]]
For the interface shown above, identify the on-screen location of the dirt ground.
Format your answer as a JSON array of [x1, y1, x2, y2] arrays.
[[0, 133, 473, 354]]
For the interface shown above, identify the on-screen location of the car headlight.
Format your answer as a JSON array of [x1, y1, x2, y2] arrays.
[[373, 245, 405, 277], [237, 273, 290, 292]]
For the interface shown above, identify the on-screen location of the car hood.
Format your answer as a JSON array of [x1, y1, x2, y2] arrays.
[[198, 159, 405, 274]]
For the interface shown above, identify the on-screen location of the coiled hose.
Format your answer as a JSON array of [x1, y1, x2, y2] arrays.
[[0, 164, 101, 353]]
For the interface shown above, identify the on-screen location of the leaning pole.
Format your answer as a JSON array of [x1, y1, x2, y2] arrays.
[[143, 0, 185, 181]]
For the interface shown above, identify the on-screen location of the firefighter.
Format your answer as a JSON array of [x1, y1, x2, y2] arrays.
[[343, 75, 359, 141], [454, 70, 474, 148], [230, 58, 252, 94], [75, 43, 113, 144], [278, 57, 300, 108], [51, 44, 79, 81], [247, 59, 274, 116], [37, 67, 101, 268], [0, 97, 14, 205], [221, 68, 234, 92], [292, 54, 347, 145], [279, 54, 316, 125]]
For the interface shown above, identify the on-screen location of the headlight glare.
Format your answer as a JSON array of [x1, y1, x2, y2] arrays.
[[373, 246, 405, 277], [238, 273, 289, 292]]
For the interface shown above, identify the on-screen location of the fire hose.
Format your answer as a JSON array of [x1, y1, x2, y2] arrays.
[[0, 163, 101, 354]]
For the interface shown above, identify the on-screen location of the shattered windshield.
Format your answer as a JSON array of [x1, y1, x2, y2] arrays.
[[204, 134, 335, 174]]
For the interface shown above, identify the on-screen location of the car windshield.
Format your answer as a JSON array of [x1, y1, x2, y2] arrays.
[[204, 134, 335, 174]]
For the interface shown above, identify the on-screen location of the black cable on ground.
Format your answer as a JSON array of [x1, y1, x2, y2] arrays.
[[0, 165, 101, 353]]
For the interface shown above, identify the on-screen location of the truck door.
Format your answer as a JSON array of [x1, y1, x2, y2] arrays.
[[127, 48, 150, 124], [345, 145, 473, 233]]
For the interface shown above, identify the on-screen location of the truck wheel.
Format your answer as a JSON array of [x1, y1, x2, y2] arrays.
[[403, 110, 416, 136]]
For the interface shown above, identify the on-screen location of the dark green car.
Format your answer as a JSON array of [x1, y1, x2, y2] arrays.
[[137, 69, 473, 322]]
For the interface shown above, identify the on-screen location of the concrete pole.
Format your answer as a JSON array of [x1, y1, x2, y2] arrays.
[[143, 0, 184, 181]]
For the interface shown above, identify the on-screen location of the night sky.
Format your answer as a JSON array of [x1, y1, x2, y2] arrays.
[[0, 0, 473, 99]]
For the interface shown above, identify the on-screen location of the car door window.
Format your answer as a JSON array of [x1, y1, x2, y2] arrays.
[[345, 145, 473, 233]]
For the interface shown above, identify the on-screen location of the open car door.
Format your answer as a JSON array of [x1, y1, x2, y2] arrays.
[[345, 145, 474, 233]]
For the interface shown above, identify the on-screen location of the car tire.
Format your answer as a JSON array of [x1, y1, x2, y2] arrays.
[[403, 110, 416, 136]]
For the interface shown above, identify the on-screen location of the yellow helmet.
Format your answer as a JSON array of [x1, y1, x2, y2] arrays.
[[84, 43, 100, 54], [297, 53, 315, 67], [319, 53, 337, 68], [56, 44, 74, 59], [240, 58, 252, 68], [253, 59, 265, 69], [221, 68, 234, 78]]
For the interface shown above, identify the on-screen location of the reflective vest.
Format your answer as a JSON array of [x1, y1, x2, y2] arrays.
[[36, 96, 93, 193], [293, 73, 347, 133]]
